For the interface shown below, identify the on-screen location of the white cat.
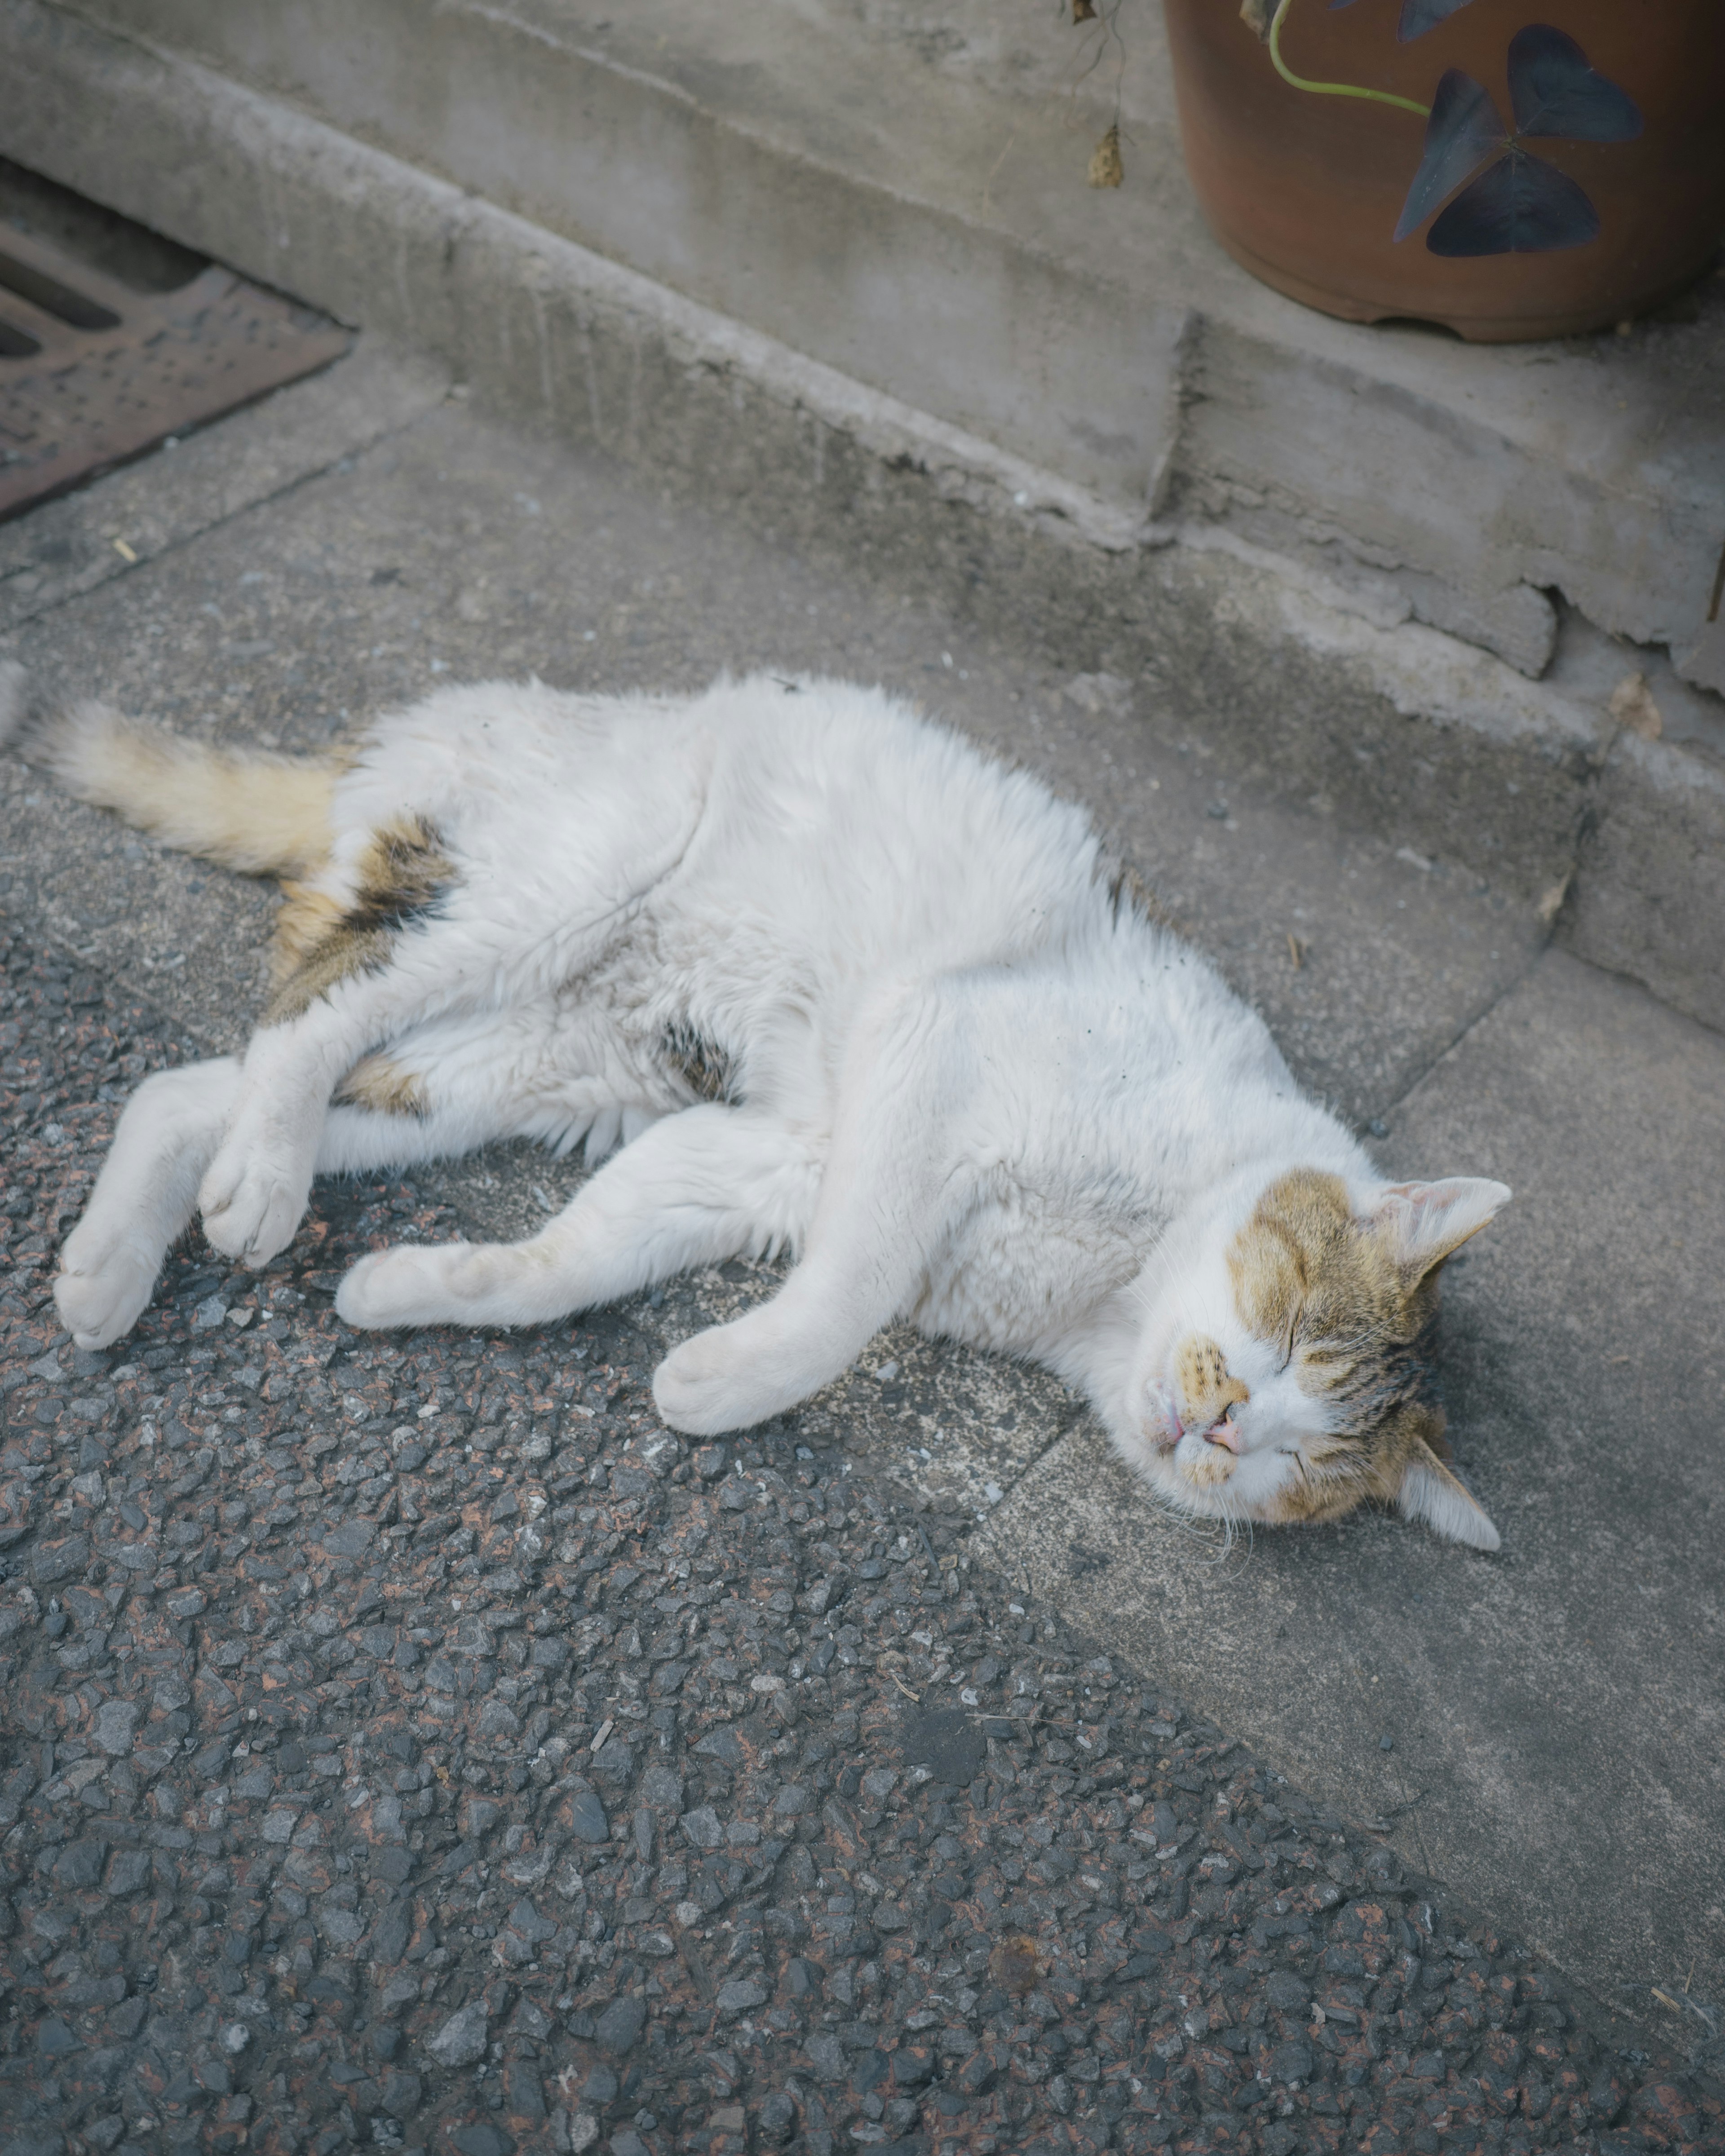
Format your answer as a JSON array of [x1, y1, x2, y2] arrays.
[[0, 662, 1506, 1545]]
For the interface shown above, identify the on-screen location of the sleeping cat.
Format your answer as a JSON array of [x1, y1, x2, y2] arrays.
[[0, 661, 1507, 1546]]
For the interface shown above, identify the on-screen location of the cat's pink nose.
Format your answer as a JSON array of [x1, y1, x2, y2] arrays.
[[1203, 1418, 1241, 1455]]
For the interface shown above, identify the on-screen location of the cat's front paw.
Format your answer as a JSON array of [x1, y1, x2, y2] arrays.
[[54, 1224, 160, 1348], [337, 1245, 473, 1330], [653, 1327, 787, 1436], [338, 1241, 553, 1329], [198, 1148, 310, 1266]]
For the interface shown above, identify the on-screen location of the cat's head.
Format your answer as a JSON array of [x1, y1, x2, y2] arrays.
[[1126, 1169, 1508, 1547]]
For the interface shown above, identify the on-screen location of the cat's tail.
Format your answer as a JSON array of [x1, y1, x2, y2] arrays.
[[0, 659, 335, 876]]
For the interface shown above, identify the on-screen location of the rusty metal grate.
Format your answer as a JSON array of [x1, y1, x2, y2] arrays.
[[0, 189, 350, 522]]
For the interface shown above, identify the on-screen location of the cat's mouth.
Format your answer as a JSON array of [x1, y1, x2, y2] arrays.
[[1144, 1384, 1243, 1465]]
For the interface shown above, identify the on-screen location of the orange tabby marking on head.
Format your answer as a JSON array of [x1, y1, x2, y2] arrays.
[[1228, 1168, 1472, 1522]]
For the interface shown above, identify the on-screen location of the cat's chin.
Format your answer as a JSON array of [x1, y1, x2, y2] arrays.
[[1114, 1423, 1298, 1528]]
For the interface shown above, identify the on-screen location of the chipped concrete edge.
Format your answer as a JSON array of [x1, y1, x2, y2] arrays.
[[0, 0, 1720, 1032], [1562, 726, 1725, 1030], [1158, 522, 1608, 760]]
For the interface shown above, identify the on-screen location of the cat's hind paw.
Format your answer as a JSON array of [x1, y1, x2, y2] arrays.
[[198, 1149, 310, 1267], [337, 1241, 561, 1330], [338, 1245, 473, 1330], [54, 1231, 160, 1348], [653, 1325, 795, 1436]]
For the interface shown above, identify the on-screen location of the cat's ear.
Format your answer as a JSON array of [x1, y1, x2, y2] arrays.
[[1368, 1177, 1510, 1278], [1398, 1436, 1500, 1550]]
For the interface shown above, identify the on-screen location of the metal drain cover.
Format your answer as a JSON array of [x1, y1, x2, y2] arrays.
[[0, 218, 350, 521]]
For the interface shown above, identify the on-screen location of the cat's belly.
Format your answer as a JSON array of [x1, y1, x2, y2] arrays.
[[911, 1183, 1146, 1360]]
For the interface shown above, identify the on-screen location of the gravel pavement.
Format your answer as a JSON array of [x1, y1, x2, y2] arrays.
[[2, 926, 1722, 2156], [0, 314, 1720, 2156]]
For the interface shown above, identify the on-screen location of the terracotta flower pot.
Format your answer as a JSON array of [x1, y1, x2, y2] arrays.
[[1160, 0, 1725, 340]]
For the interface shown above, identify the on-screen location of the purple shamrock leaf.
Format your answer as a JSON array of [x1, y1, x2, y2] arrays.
[[1394, 69, 1505, 242], [1398, 0, 1477, 40], [1426, 148, 1600, 255], [1508, 25, 1642, 141]]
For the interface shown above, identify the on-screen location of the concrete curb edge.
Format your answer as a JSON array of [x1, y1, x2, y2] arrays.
[[0, 0, 1719, 1031]]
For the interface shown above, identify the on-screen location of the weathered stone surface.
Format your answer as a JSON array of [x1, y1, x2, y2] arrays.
[[425, 2002, 489, 2069]]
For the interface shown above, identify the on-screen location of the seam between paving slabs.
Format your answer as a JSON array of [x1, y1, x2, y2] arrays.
[[1382, 835, 1725, 1126], [1378, 936, 1553, 1122], [0, 361, 445, 638], [1541, 937, 1725, 1046], [1368, 697, 1703, 1118], [1539, 722, 1725, 1050]]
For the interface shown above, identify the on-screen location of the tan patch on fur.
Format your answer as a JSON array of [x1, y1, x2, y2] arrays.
[[265, 913, 393, 1024], [661, 1023, 734, 1105], [270, 886, 349, 983], [1229, 1170, 1457, 1526], [1099, 856, 1177, 932], [1173, 1332, 1250, 1426], [265, 814, 455, 1025], [1229, 1169, 1439, 1379], [35, 701, 338, 876], [1259, 1437, 1378, 1526], [1259, 1403, 1452, 1528], [334, 1055, 429, 1118]]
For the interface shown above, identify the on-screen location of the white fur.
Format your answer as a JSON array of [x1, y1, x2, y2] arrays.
[[1400, 1457, 1501, 1551], [0, 659, 27, 750], [47, 673, 1503, 1540]]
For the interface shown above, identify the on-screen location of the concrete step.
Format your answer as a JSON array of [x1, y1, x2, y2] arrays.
[[35, 0, 1725, 687], [1, 0, 1722, 1040], [984, 945, 1725, 2024], [0, 344, 1720, 2028]]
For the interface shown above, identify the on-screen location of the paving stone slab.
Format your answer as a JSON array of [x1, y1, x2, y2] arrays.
[[982, 947, 1725, 2014]]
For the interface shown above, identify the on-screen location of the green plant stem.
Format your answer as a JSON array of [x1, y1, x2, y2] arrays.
[[1268, 0, 1432, 117]]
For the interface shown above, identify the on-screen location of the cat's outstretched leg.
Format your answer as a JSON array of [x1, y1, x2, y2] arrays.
[[650, 1238, 910, 1436], [196, 926, 489, 1266], [198, 1001, 410, 1266], [56, 1058, 242, 1348], [652, 986, 972, 1434], [57, 1060, 517, 1347], [336, 1105, 818, 1332]]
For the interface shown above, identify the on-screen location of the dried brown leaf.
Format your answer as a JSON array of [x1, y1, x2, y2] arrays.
[[990, 1934, 1047, 1997], [1088, 124, 1124, 190], [1607, 671, 1663, 740]]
